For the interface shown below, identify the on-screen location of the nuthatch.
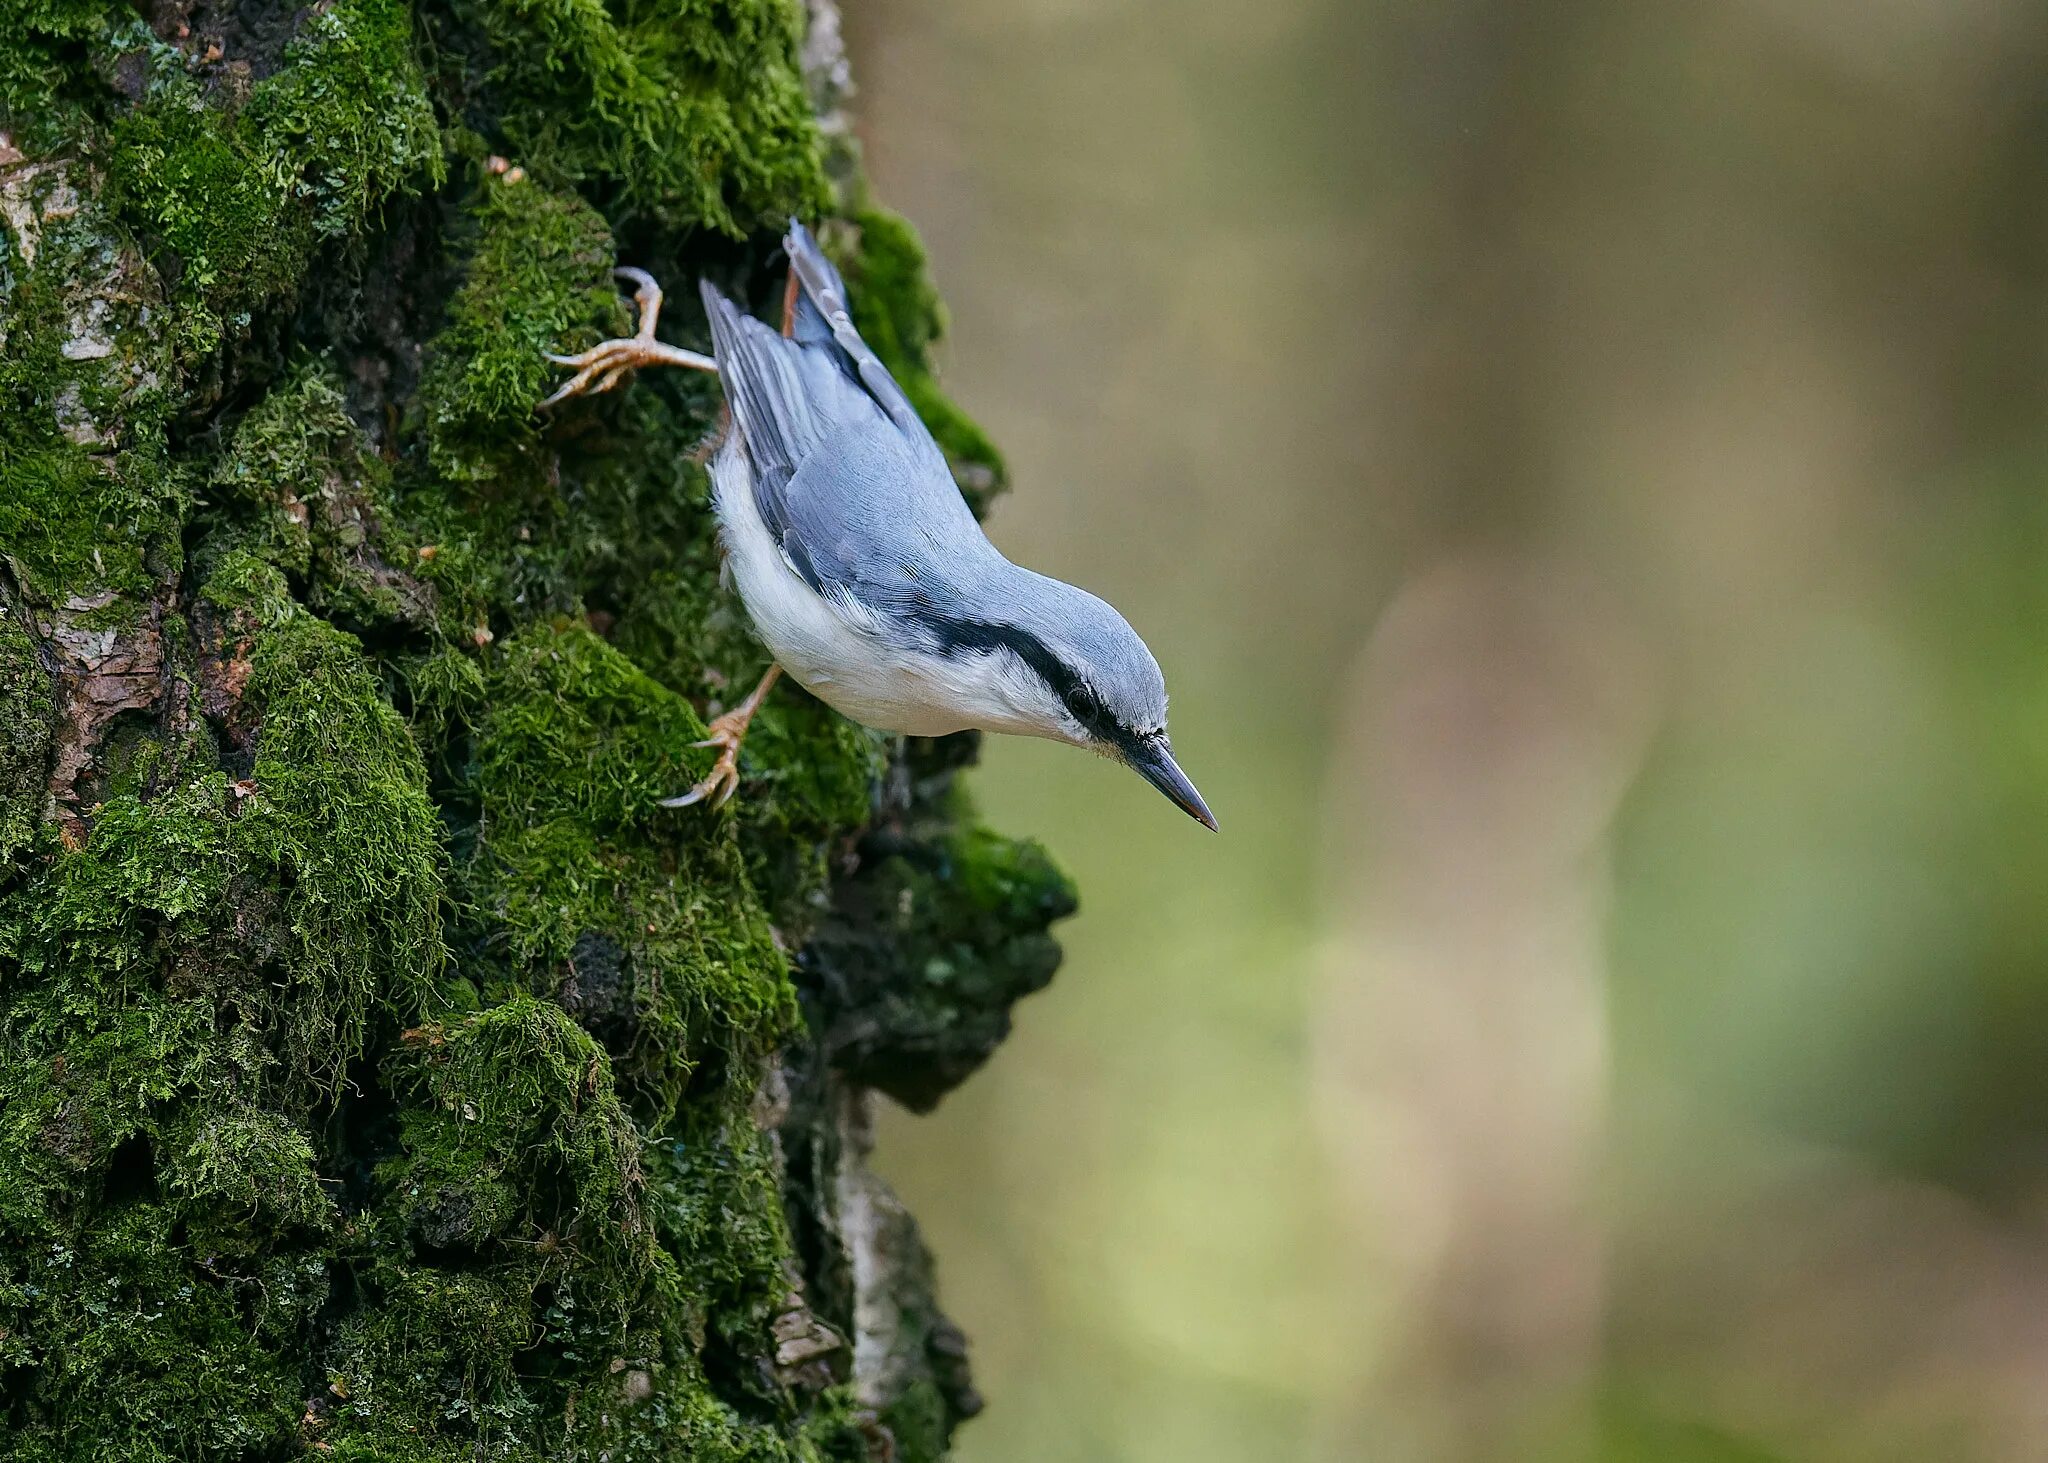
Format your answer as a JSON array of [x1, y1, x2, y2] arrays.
[[544, 221, 1214, 829]]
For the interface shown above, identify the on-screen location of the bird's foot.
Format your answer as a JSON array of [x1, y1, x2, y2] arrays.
[[660, 665, 783, 810], [662, 715, 748, 809], [540, 267, 717, 408]]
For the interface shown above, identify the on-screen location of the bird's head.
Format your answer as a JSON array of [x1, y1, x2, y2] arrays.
[[934, 572, 1216, 830]]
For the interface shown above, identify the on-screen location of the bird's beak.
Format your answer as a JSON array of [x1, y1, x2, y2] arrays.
[[1126, 736, 1218, 831]]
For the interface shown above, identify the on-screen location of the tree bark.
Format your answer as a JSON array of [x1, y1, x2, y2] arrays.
[[0, 1, 1069, 1457]]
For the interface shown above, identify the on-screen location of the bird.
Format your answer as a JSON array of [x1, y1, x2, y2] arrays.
[[542, 220, 1215, 830]]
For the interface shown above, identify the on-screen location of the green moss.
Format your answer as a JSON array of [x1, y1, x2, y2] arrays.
[[557, 1369, 867, 1463], [383, 996, 649, 1285], [0, 442, 184, 604], [736, 693, 889, 929], [321, 1260, 547, 1450], [0, 612, 56, 864], [0, 219, 65, 409], [107, 90, 308, 356], [4, 775, 237, 985], [440, 0, 828, 238], [541, 385, 745, 669], [0, 0, 117, 135], [396, 642, 491, 743], [881, 1380, 953, 1463], [419, 176, 624, 484], [844, 206, 1007, 509], [323, 999, 843, 1461], [208, 558, 448, 1080], [646, 1091, 800, 1367], [196, 544, 297, 624], [0, 162, 186, 612], [166, 1106, 337, 1239], [0, 1200, 322, 1459], [105, 0, 442, 356], [463, 623, 792, 1115], [0, 559, 444, 1077], [247, 0, 446, 241], [475, 623, 720, 907], [108, 85, 294, 278], [208, 367, 435, 627], [801, 797, 1077, 1112], [0, 776, 335, 1456]]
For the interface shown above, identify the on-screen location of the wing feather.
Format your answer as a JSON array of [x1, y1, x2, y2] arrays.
[[699, 280, 822, 586], [699, 247, 990, 619]]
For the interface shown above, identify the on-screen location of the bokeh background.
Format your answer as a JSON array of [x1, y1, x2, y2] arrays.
[[842, 2, 2048, 1459]]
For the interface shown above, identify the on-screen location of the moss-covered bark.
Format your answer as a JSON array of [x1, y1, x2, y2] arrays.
[[0, 2, 1070, 1457]]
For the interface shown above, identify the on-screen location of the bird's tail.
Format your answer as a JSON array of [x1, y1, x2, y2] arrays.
[[783, 219, 853, 350], [772, 219, 923, 435]]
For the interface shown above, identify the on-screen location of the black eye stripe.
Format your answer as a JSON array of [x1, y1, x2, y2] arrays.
[[915, 612, 1139, 751]]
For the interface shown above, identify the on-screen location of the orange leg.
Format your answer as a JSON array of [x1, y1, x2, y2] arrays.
[[782, 269, 801, 338], [662, 665, 783, 809]]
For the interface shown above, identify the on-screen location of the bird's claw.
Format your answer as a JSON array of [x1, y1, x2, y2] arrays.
[[539, 265, 721, 408], [539, 339, 656, 408], [661, 719, 748, 810]]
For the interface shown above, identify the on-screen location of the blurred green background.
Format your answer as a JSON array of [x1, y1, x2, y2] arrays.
[[843, 1, 2048, 1459]]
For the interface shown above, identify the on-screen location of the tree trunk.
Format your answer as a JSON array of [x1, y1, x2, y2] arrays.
[[0, 1, 1070, 1457]]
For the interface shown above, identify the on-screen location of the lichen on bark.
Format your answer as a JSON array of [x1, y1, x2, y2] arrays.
[[0, 1, 1072, 1457]]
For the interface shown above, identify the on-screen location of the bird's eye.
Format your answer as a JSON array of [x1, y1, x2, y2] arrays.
[[1063, 684, 1101, 723]]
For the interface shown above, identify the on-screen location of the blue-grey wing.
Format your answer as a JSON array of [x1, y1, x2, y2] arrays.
[[776, 416, 993, 621], [699, 252, 988, 616]]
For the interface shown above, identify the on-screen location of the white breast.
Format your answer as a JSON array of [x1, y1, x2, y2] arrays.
[[710, 444, 1051, 739]]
